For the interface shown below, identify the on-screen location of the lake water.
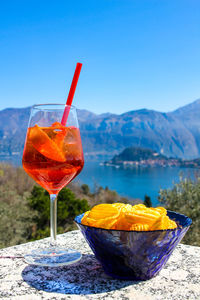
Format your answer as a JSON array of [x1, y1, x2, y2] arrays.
[[75, 161, 198, 205], [1, 155, 198, 206]]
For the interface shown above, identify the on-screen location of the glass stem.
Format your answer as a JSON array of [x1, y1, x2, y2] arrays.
[[50, 194, 57, 247]]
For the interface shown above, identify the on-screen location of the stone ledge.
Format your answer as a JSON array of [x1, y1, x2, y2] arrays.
[[0, 230, 199, 300]]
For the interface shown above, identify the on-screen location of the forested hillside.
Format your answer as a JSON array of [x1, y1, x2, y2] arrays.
[[0, 163, 199, 248], [0, 163, 130, 248]]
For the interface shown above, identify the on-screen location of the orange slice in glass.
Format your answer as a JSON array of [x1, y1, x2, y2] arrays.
[[29, 125, 66, 162]]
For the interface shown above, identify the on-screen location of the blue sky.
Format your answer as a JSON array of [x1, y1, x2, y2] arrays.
[[0, 0, 200, 114]]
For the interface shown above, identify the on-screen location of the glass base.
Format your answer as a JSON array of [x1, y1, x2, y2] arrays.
[[24, 247, 82, 267]]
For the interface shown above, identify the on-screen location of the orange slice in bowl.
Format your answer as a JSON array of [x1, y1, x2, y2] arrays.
[[130, 223, 150, 231], [125, 208, 160, 226], [153, 207, 167, 216], [113, 204, 133, 230], [132, 204, 147, 211], [29, 125, 66, 162], [122, 204, 133, 213], [114, 214, 132, 230], [80, 203, 177, 231], [95, 218, 118, 229], [150, 215, 177, 230], [88, 204, 120, 220], [112, 203, 126, 210], [85, 217, 97, 227], [81, 211, 90, 225], [168, 219, 177, 229]]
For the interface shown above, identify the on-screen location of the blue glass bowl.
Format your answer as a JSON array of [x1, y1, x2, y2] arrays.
[[75, 211, 192, 281]]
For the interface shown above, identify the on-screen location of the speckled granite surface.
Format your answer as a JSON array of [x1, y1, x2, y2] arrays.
[[0, 230, 199, 300]]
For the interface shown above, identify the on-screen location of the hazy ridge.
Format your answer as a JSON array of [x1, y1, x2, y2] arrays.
[[1, 99, 200, 160]]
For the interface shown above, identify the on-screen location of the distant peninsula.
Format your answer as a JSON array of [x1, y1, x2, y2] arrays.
[[104, 147, 200, 168]]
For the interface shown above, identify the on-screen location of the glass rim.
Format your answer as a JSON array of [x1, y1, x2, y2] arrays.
[[32, 103, 77, 111]]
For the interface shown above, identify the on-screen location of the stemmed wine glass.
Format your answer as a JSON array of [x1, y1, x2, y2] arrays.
[[22, 104, 84, 266]]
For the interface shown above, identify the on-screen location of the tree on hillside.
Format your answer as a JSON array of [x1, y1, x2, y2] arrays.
[[27, 186, 90, 240], [0, 191, 36, 248], [144, 195, 152, 207], [81, 184, 90, 195], [158, 177, 200, 246]]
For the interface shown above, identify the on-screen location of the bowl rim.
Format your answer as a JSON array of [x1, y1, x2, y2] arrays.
[[74, 210, 192, 233]]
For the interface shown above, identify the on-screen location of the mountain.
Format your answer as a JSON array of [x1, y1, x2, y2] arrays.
[[171, 99, 200, 155], [77, 109, 97, 122], [0, 107, 31, 156], [0, 107, 99, 158], [1, 99, 200, 160], [80, 108, 197, 159]]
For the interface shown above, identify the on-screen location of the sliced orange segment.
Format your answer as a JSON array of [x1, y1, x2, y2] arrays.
[[114, 215, 132, 230], [133, 204, 147, 210], [112, 203, 126, 210], [150, 215, 166, 230], [95, 218, 118, 229], [150, 215, 177, 230], [29, 125, 66, 162], [88, 204, 120, 220], [81, 215, 97, 227], [125, 209, 160, 226], [81, 211, 90, 225], [121, 204, 133, 213], [153, 207, 167, 216], [80, 203, 177, 231], [52, 122, 65, 128], [132, 205, 160, 215], [113, 204, 133, 230], [168, 219, 177, 229], [51, 122, 68, 148], [63, 127, 83, 159], [130, 223, 150, 231], [85, 217, 97, 226]]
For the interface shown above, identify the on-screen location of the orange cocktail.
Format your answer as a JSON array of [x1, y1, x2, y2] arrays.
[[22, 64, 83, 266], [22, 122, 84, 195]]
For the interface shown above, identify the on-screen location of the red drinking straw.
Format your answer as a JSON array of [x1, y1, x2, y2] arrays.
[[61, 62, 82, 126]]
